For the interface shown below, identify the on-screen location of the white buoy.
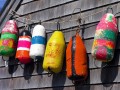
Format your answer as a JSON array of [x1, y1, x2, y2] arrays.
[[30, 25, 46, 60]]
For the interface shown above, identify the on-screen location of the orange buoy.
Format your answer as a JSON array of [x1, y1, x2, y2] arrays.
[[16, 30, 32, 64], [66, 33, 88, 81]]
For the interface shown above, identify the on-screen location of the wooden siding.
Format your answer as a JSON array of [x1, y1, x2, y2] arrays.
[[0, 0, 120, 90]]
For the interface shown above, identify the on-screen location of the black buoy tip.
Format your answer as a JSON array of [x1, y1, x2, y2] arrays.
[[20, 30, 32, 37]]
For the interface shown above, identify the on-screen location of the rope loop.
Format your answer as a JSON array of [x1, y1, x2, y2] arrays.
[[106, 7, 113, 14], [19, 64, 24, 69], [57, 21, 60, 30], [47, 67, 53, 77], [2, 56, 9, 61], [94, 59, 109, 69]]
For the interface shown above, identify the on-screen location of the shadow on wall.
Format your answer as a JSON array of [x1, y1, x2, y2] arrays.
[[52, 56, 66, 90], [23, 60, 34, 82], [36, 57, 44, 75], [100, 32, 120, 88], [8, 56, 19, 77]]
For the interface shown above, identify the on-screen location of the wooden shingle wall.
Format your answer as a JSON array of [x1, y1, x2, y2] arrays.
[[1, 0, 120, 90]]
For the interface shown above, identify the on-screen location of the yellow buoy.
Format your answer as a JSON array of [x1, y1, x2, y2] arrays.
[[43, 31, 65, 73]]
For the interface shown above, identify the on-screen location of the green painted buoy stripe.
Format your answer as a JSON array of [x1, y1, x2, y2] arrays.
[[106, 48, 114, 61], [0, 46, 15, 56], [96, 30, 116, 41], [1, 33, 17, 41]]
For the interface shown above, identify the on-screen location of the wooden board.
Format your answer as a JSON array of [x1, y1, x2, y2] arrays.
[[0, 0, 120, 90], [0, 66, 119, 89], [16, 2, 120, 30]]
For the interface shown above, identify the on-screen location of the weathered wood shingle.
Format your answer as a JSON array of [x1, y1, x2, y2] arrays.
[[0, 0, 120, 90]]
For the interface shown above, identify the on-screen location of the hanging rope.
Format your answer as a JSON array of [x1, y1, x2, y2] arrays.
[[6, 2, 120, 35], [9, 2, 120, 25]]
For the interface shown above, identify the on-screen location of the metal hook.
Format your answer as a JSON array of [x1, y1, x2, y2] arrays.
[[24, 17, 28, 30], [24, 14, 32, 30], [72, 80, 75, 84], [106, 7, 113, 14], [11, 10, 16, 15], [93, 59, 108, 69], [57, 21, 60, 30], [12, 10, 20, 16], [47, 67, 53, 77], [39, 20, 41, 25], [103, 84, 113, 90], [34, 58, 38, 65], [9, 11, 14, 17], [76, 17, 82, 35], [93, 59, 101, 69], [2, 56, 7, 61], [48, 73, 52, 77], [72, 78, 86, 85], [9, 10, 17, 19], [78, 18, 82, 28], [69, 8, 82, 22], [24, 19, 31, 32], [2, 56, 9, 67]]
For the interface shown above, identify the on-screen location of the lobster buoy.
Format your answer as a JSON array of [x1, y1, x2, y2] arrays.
[[30, 25, 46, 60], [0, 20, 18, 56], [43, 31, 65, 73], [66, 33, 88, 81], [16, 30, 32, 64], [92, 13, 118, 62]]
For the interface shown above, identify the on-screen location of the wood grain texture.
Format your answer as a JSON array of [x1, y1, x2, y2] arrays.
[[24, 84, 120, 90], [0, 50, 119, 81], [18, 0, 119, 15], [16, 2, 120, 30], [0, 66, 119, 89], [19, 0, 73, 15], [21, 0, 34, 4]]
